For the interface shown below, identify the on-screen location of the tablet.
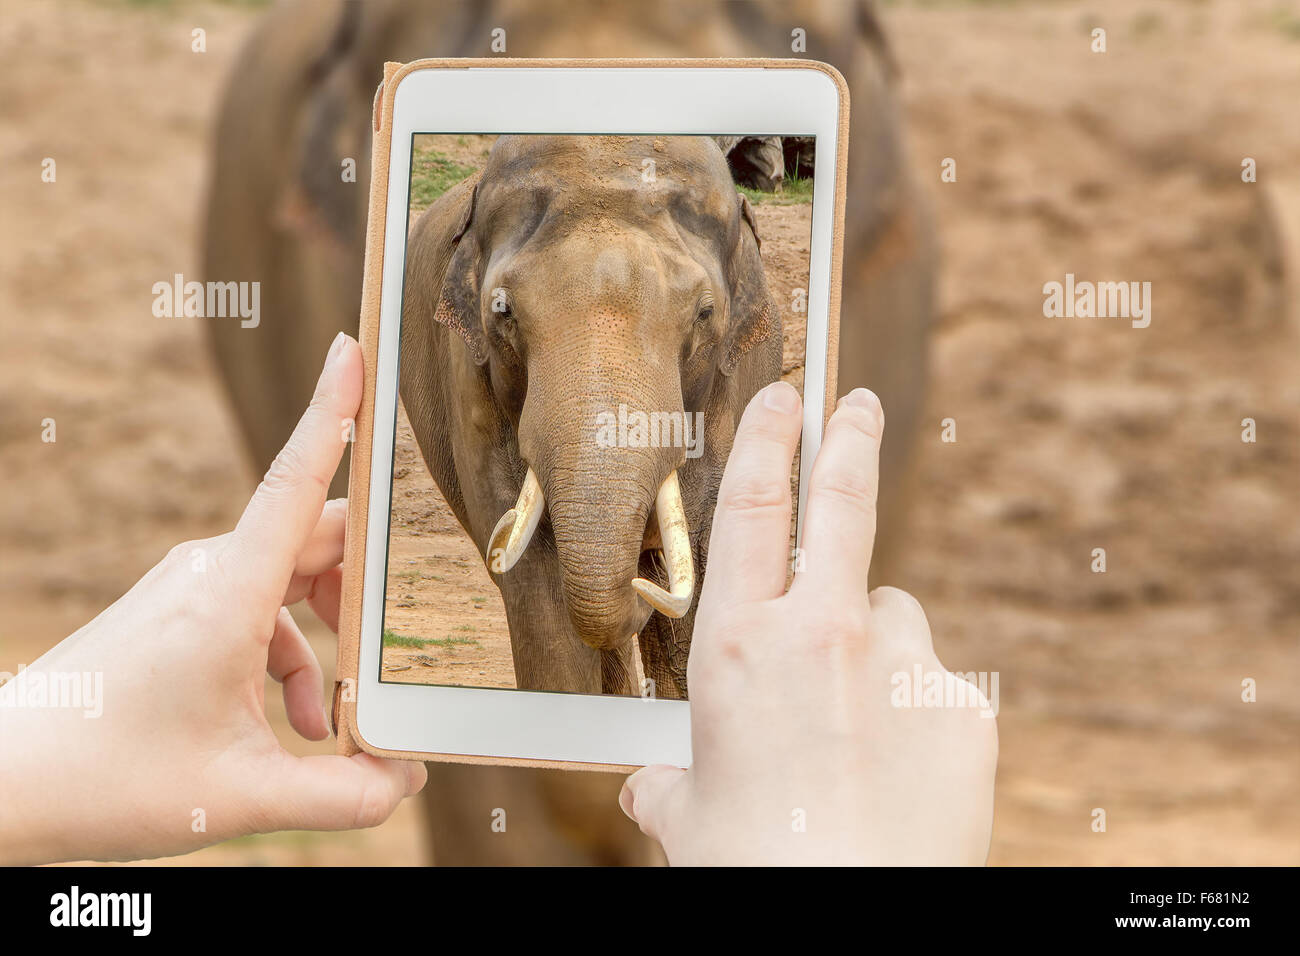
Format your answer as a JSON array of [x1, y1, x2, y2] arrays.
[[335, 59, 848, 770]]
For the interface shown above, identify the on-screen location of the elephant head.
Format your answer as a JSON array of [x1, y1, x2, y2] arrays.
[[403, 134, 780, 677]]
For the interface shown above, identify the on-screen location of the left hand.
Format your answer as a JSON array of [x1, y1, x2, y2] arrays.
[[0, 333, 426, 865]]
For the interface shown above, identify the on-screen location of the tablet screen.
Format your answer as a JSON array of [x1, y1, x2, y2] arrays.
[[381, 132, 814, 700]]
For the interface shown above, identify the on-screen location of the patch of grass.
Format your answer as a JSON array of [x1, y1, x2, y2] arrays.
[[1273, 6, 1300, 40], [223, 828, 336, 851], [429, 635, 480, 648], [382, 629, 425, 649], [382, 628, 480, 649], [410, 148, 476, 211], [738, 170, 814, 206]]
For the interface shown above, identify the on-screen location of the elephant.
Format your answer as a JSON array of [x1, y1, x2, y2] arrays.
[[400, 135, 780, 697], [202, 0, 936, 865], [714, 136, 787, 192]]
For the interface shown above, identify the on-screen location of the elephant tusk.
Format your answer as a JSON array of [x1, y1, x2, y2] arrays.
[[486, 467, 544, 574], [632, 471, 695, 618]]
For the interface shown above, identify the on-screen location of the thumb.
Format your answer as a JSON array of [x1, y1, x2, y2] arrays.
[[260, 753, 427, 833], [229, 333, 362, 598], [620, 764, 688, 847]]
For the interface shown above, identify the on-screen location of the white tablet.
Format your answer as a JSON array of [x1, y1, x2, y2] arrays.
[[345, 60, 847, 769]]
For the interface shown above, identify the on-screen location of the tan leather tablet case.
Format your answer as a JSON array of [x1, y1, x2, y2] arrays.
[[333, 58, 848, 771]]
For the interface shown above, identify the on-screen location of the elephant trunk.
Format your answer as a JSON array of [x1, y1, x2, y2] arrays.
[[514, 358, 692, 651]]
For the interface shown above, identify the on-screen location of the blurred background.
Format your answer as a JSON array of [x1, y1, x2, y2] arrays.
[[1, 0, 1296, 865]]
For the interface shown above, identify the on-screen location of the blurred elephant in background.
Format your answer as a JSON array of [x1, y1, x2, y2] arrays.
[[202, 0, 935, 866]]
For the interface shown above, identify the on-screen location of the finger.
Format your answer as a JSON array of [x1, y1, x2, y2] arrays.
[[305, 566, 344, 634], [229, 334, 362, 599], [282, 498, 348, 607], [294, 498, 348, 578], [701, 381, 803, 607], [260, 753, 427, 833], [791, 388, 883, 600], [267, 608, 329, 741], [866, 586, 934, 658], [620, 764, 688, 846]]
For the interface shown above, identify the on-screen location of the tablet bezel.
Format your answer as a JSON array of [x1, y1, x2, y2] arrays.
[[355, 63, 843, 767]]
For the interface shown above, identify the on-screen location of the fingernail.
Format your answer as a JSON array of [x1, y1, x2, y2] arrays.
[[618, 783, 635, 820], [326, 332, 347, 367], [762, 381, 799, 414], [841, 387, 876, 408]]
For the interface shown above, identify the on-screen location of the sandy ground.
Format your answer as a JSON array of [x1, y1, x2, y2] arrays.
[[1, 0, 1297, 866], [383, 138, 811, 688], [382, 407, 516, 687]]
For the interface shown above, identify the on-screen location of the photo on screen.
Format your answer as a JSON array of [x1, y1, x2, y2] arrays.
[[381, 132, 815, 699]]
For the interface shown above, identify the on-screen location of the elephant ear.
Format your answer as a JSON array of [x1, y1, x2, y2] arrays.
[[426, 180, 488, 366], [273, 1, 367, 250], [720, 194, 778, 376]]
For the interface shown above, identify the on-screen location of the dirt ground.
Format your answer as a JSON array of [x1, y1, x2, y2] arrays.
[[383, 134, 811, 689], [1, 0, 1296, 866]]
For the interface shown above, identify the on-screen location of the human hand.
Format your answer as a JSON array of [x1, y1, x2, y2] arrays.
[[0, 334, 425, 865], [619, 383, 997, 865]]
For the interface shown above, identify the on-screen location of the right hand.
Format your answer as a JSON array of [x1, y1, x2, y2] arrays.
[[620, 382, 997, 865]]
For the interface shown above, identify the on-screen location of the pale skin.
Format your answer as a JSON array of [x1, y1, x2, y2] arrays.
[[0, 336, 996, 866], [619, 380, 998, 865], [0, 334, 425, 865]]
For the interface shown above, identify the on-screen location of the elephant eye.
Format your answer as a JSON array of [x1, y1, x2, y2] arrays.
[[695, 293, 715, 325], [490, 287, 514, 324]]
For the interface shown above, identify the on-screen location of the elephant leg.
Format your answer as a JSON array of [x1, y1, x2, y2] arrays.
[[634, 543, 697, 700], [600, 645, 638, 696], [420, 763, 660, 866], [636, 610, 692, 701], [419, 641, 657, 865], [420, 553, 659, 865], [837, 194, 937, 589]]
